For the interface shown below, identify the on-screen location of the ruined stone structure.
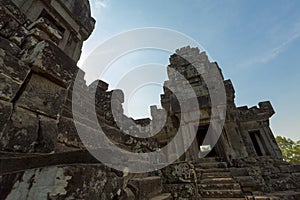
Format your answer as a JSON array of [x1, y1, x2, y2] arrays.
[[0, 0, 300, 199]]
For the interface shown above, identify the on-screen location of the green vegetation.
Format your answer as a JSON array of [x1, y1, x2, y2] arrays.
[[276, 136, 300, 164]]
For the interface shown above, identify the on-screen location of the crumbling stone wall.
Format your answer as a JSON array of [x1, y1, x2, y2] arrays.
[[0, 0, 160, 155], [232, 157, 300, 194], [0, 1, 162, 199]]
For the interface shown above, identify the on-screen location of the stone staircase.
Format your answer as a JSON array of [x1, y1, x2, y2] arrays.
[[193, 157, 300, 200], [195, 157, 245, 199]]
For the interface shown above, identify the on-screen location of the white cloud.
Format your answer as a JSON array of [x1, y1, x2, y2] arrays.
[[94, 0, 108, 9], [259, 31, 300, 64], [240, 21, 300, 68]]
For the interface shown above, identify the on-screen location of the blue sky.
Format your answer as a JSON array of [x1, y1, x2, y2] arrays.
[[79, 0, 300, 140]]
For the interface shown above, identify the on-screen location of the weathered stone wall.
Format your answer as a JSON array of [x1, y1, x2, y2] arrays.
[[232, 157, 300, 193], [0, 1, 164, 199], [158, 162, 199, 199], [0, 164, 126, 199], [8, 0, 95, 61], [0, 0, 160, 156]]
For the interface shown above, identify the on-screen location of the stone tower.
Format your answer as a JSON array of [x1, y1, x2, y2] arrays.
[[0, 0, 300, 199], [157, 47, 283, 162]]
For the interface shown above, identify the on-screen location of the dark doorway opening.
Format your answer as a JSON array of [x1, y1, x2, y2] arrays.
[[249, 132, 263, 156], [196, 125, 217, 157], [249, 131, 269, 156]]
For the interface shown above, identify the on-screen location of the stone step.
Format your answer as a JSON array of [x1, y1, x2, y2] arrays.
[[250, 190, 300, 200], [197, 168, 230, 173], [196, 162, 228, 169], [201, 177, 236, 184], [202, 198, 246, 200], [129, 176, 162, 200], [200, 183, 241, 190], [150, 193, 172, 200], [202, 171, 232, 179], [246, 196, 280, 200], [196, 168, 231, 180], [200, 189, 244, 198], [198, 157, 225, 163]]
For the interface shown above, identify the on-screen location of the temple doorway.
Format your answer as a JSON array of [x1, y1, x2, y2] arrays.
[[196, 125, 217, 158]]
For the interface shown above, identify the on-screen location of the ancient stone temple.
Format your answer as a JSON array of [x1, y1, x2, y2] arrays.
[[0, 0, 300, 199]]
